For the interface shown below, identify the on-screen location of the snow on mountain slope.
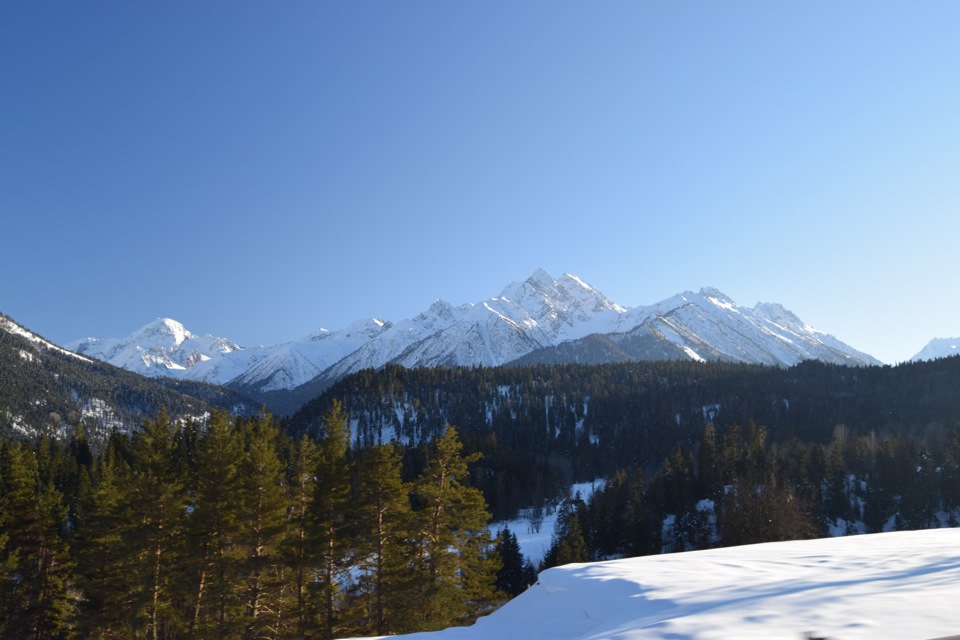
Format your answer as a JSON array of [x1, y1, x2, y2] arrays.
[[348, 528, 960, 640], [498, 269, 628, 341], [66, 318, 254, 384], [391, 270, 629, 369], [309, 300, 466, 387], [911, 337, 960, 362], [535, 287, 880, 368], [230, 319, 391, 393], [1, 314, 92, 363]]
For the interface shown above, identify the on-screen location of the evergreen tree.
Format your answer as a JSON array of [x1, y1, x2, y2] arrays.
[[185, 409, 246, 638], [284, 434, 319, 633], [74, 440, 139, 638], [350, 443, 412, 636], [0, 442, 74, 640], [407, 426, 500, 632], [308, 400, 353, 640], [544, 491, 590, 567], [127, 409, 188, 640], [494, 526, 534, 597], [237, 411, 289, 639]]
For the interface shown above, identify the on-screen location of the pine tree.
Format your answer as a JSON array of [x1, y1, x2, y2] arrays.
[[407, 426, 500, 632], [308, 400, 353, 640], [0, 441, 74, 640], [128, 409, 188, 640], [74, 440, 138, 638], [350, 443, 412, 636], [545, 491, 590, 567], [494, 526, 534, 597], [237, 411, 289, 639], [185, 408, 246, 638], [285, 434, 320, 633]]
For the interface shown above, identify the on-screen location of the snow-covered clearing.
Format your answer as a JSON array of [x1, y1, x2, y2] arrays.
[[350, 528, 960, 640], [491, 480, 605, 566]]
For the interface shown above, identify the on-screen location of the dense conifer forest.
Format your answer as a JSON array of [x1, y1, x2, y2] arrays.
[[0, 403, 502, 639], [3, 356, 960, 638], [289, 358, 960, 520]]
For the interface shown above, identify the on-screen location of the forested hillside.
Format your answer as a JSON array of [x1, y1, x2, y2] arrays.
[[0, 312, 260, 443], [288, 358, 960, 520]]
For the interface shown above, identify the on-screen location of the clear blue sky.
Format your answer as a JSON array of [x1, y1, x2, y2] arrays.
[[2, 1, 959, 364]]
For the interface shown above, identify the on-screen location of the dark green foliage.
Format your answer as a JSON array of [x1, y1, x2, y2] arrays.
[[185, 409, 246, 637], [0, 441, 74, 639], [494, 526, 535, 597], [348, 443, 411, 636], [307, 400, 354, 639], [404, 427, 501, 632], [237, 411, 290, 638], [289, 357, 960, 522]]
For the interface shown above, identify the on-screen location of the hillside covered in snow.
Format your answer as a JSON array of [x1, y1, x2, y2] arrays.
[[352, 528, 960, 640]]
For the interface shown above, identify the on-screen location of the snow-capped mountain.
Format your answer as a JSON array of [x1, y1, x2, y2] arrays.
[[392, 270, 628, 368], [911, 337, 960, 362], [63, 270, 880, 413], [617, 288, 877, 366], [0, 312, 257, 441], [229, 319, 391, 394], [66, 318, 251, 383], [513, 287, 880, 368]]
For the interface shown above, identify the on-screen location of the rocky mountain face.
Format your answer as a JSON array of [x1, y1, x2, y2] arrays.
[[62, 270, 881, 414]]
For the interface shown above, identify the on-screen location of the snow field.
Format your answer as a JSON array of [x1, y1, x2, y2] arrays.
[[350, 528, 960, 640]]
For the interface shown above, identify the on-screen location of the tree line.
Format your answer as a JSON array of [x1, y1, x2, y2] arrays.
[[288, 358, 960, 521], [543, 419, 960, 567], [0, 402, 510, 640]]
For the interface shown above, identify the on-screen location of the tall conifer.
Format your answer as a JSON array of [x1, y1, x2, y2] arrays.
[[351, 443, 411, 636], [308, 400, 353, 640], [0, 441, 74, 640], [408, 426, 500, 632], [238, 411, 289, 639], [186, 409, 245, 638], [128, 408, 187, 640]]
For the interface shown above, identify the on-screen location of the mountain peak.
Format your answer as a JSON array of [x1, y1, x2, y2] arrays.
[[503, 268, 562, 296], [698, 286, 733, 302], [560, 273, 595, 292], [911, 337, 960, 362], [132, 318, 193, 347]]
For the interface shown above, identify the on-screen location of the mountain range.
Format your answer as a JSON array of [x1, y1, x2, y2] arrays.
[[63, 270, 884, 414]]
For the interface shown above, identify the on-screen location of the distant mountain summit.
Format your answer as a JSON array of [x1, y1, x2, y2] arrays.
[[62, 270, 881, 413], [0, 313, 257, 441], [68, 317, 253, 382], [911, 338, 960, 362]]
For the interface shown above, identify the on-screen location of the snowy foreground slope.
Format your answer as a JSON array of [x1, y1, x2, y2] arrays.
[[352, 529, 960, 640]]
